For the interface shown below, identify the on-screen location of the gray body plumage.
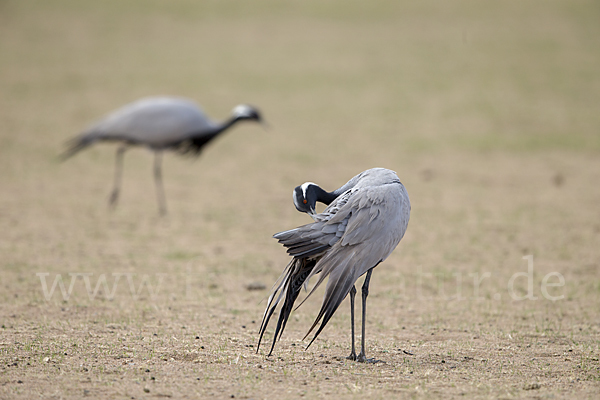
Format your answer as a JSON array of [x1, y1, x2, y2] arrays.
[[258, 168, 411, 358], [76, 97, 216, 150], [62, 96, 263, 214]]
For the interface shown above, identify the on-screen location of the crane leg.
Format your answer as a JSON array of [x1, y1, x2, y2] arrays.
[[346, 285, 357, 360], [357, 268, 381, 363], [153, 151, 167, 216], [109, 146, 127, 209]]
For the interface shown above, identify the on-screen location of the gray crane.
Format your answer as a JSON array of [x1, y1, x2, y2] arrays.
[[258, 168, 411, 362], [62, 96, 264, 215]]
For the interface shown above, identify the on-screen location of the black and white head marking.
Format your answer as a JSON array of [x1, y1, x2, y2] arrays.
[[232, 104, 262, 122], [300, 182, 317, 199], [293, 182, 318, 216]]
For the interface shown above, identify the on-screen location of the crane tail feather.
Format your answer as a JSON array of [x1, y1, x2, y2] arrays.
[[59, 137, 93, 161], [257, 258, 316, 355]]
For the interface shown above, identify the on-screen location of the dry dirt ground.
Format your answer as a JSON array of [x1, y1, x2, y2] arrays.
[[1, 1, 599, 399]]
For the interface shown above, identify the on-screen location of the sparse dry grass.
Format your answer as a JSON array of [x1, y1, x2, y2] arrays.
[[1, 0, 599, 398]]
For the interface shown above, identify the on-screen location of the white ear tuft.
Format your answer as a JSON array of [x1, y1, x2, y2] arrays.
[[232, 104, 253, 118], [300, 182, 317, 197]]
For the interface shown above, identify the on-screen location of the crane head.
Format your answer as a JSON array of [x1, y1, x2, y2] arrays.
[[232, 104, 264, 125], [293, 182, 319, 217]]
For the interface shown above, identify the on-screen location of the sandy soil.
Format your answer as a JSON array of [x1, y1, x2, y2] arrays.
[[1, 1, 599, 398]]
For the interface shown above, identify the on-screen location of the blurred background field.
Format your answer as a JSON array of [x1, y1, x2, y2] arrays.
[[1, 0, 599, 398]]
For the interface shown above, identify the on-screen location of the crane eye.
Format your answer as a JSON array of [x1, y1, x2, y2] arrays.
[[303, 199, 307, 204]]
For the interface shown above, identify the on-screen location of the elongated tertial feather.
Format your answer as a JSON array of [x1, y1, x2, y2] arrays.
[[59, 136, 91, 161], [257, 258, 316, 355]]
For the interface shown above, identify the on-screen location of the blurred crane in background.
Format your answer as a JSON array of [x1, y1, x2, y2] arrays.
[[62, 97, 264, 215]]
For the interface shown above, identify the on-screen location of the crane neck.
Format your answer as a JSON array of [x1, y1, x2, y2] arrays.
[[314, 186, 342, 206], [207, 115, 241, 137], [181, 115, 249, 156], [322, 178, 360, 204]]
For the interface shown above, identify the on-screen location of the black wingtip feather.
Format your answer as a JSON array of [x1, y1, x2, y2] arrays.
[[256, 305, 277, 354], [59, 137, 89, 161], [257, 258, 316, 356]]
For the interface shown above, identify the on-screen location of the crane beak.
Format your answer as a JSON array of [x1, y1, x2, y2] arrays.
[[258, 119, 270, 131]]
